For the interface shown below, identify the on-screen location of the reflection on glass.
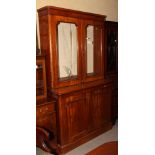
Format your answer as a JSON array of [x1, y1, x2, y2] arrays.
[[36, 64, 44, 96], [58, 22, 78, 79], [86, 25, 94, 74]]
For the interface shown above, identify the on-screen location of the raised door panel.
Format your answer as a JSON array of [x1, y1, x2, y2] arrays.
[[59, 91, 88, 145], [87, 85, 111, 132], [87, 87, 104, 131], [101, 85, 112, 123]]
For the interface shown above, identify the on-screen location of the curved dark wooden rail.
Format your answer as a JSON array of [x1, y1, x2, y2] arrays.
[[36, 127, 59, 155]]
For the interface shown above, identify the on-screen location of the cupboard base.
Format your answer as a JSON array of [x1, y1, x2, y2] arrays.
[[58, 122, 112, 154]]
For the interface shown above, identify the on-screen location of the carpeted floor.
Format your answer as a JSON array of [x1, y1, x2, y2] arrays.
[[85, 141, 118, 155], [36, 121, 118, 155]]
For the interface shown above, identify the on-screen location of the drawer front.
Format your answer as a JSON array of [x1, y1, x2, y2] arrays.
[[36, 112, 56, 134], [36, 103, 55, 118], [36, 103, 57, 136], [63, 91, 84, 103]]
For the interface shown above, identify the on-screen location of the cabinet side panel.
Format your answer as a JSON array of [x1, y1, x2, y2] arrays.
[[39, 14, 53, 98]]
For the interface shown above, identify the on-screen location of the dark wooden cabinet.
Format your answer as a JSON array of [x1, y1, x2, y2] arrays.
[[36, 55, 47, 103], [105, 21, 118, 123], [38, 6, 113, 154], [36, 55, 58, 154]]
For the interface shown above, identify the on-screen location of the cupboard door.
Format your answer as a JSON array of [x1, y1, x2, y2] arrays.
[[87, 85, 111, 132], [83, 20, 104, 82], [59, 91, 88, 145], [87, 87, 104, 131], [51, 16, 82, 88]]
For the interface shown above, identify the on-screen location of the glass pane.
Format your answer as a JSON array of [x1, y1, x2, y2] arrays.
[[58, 22, 78, 79], [86, 25, 94, 74], [36, 64, 44, 96], [86, 25, 102, 76]]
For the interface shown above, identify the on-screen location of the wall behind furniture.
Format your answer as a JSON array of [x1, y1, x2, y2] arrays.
[[36, 0, 118, 48]]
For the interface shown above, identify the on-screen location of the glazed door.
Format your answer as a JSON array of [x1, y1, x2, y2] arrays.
[[36, 56, 47, 103], [50, 16, 83, 88], [82, 20, 104, 82], [58, 91, 88, 145]]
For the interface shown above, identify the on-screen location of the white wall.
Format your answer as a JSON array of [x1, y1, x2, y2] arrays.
[[36, 0, 118, 21], [36, 0, 118, 48]]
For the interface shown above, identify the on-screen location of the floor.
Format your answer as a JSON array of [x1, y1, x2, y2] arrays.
[[36, 121, 118, 155]]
